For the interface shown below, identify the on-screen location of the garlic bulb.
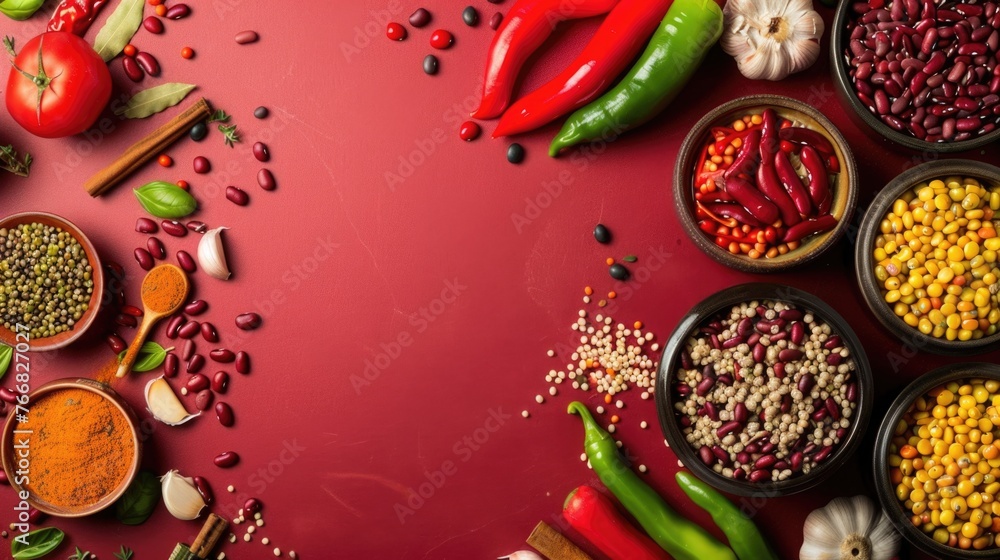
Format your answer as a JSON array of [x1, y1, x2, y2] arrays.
[[722, 0, 824, 81], [198, 227, 231, 280], [145, 377, 199, 425], [161, 470, 206, 520], [800, 496, 900, 560]]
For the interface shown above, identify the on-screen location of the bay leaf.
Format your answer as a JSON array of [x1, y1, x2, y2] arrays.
[[115, 83, 196, 119], [93, 0, 144, 62]]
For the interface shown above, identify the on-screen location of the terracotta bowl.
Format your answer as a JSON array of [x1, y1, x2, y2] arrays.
[[0, 212, 104, 352], [673, 94, 858, 273], [0, 378, 141, 517], [854, 160, 1000, 355]]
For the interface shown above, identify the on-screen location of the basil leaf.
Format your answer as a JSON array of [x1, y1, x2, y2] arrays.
[[0, 344, 11, 381], [11, 527, 64, 559], [623, 255, 638, 263], [93, 0, 144, 62], [114, 83, 196, 119], [115, 471, 160, 525], [0, 0, 45, 21], [134, 182, 197, 218], [118, 341, 169, 373]]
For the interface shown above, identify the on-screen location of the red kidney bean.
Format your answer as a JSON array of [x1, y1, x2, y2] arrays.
[[698, 446, 715, 466], [680, 352, 693, 370], [215, 402, 234, 427], [257, 169, 276, 191], [827, 353, 843, 366], [107, 333, 126, 354], [226, 186, 249, 206], [244, 497, 262, 514], [0, 388, 18, 404], [748, 470, 770, 483], [201, 322, 218, 343], [788, 322, 804, 345], [115, 313, 137, 328], [235, 351, 250, 374], [752, 343, 766, 363], [754, 454, 777, 470], [790, 451, 804, 471], [165, 314, 185, 339], [778, 348, 803, 362], [143, 16, 164, 33], [166, 3, 190, 18], [773, 362, 786, 379], [716, 421, 741, 438], [182, 339, 196, 361], [161, 220, 187, 237], [135, 52, 160, 76], [122, 56, 143, 82], [210, 348, 236, 363], [736, 317, 753, 337], [733, 402, 748, 424], [235, 30, 259, 44], [187, 221, 208, 234], [703, 401, 718, 420], [696, 377, 714, 396], [823, 335, 842, 350], [811, 408, 828, 422], [716, 374, 732, 386], [214, 451, 240, 468], [709, 334, 721, 350], [236, 313, 262, 330], [212, 371, 229, 393], [957, 117, 982, 131], [252, 142, 270, 162], [184, 300, 208, 316], [176, 250, 196, 273], [814, 445, 834, 463], [178, 320, 200, 339], [136, 217, 157, 233], [193, 476, 214, 504], [163, 352, 179, 378], [769, 331, 788, 342], [846, 382, 858, 402], [711, 445, 729, 465], [195, 389, 214, 411], [736, 451, 751, 465], [186, 373, 210, 392], [146, 237, 166, 259], [187, 354, 205, 374], [193, 156, 211, 174], [134, 248, 153, 270], [826, 398, 841, 421], [122, 305, 143, 317], [745, 442, 761, 455], [798, 373, 815, 394]]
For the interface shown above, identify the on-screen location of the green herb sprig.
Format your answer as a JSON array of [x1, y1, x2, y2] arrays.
[[114, 546, 134, 560]]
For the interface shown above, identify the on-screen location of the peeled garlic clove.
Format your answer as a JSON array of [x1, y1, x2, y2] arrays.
[[198, 227, 231, 280], [497, 553, 544, 560], [145, 376, 199, 425], [161, 469, 206, 520]]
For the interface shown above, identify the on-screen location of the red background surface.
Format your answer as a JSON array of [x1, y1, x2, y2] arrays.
[[1, 0, 1000, 558]]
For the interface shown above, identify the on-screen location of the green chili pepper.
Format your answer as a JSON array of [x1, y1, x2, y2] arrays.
[[567, 401, 736, 560], [675, 471, 779, 560], [549, 0, 724, 156]]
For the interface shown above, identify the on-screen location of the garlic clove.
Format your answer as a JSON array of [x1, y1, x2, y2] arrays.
[[497, 552, 545, 560], [722, 0, 823, 81], [160, 469, 206, 520], [145, 376, 199, 425], [800, 496, 899, 560], [198, 227, 231, 280]]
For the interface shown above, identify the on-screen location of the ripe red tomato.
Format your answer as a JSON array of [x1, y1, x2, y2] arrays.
[[5, 32, 112, 138]]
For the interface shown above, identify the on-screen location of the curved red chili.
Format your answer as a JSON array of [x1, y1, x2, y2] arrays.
[[782, 214, 838, 243], [773, 151, 813, 216], [800, 145, 831, 214], [757, 161, 801, 226], [472, 0, 620, 119], [724, 129, 761, 180], [759, 108, 780, 160], [702, 202, 763, 226], [492, 0, 671, 137], [777, 127, 836, 156], [722, 176, 779, 225]]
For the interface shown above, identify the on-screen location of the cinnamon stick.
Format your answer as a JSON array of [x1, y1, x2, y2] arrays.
[[526, 521, 593, 560], [190, 513, 228, 558], [84, 98, 212, 197]]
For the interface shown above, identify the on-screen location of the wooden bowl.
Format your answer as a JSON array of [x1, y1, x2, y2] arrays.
[[854, 160, 1000, 355], [656, 283, 873, 497], [673, 95, 858, 273], [0, 378, 141, 517], [873, 363, 1000, 559], [0, 212, 104, 351]]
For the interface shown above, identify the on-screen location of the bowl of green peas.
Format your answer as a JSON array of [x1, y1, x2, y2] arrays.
[[0, 212, 104, 351], [855, 160, 1000, 355]]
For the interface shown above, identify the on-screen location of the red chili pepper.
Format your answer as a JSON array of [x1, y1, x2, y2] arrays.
[[47, 0, 110, 35], [472, 0, 620, 119], [826, 152, 840, 174], [777, 127, 836, 156], [702, 202, 762, 227], [774, 151, 813, 216], [724, 129, 761, 180], [800, 145, 832, 214], [782, 214, 838, 243], [756, 109, 800, 226], [492, 0, 672, 137], [563, 486, 671, 560], [721, 176, 779, 225], [714, 127, 753, 156]]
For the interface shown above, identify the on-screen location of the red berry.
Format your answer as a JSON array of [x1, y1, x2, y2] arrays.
[[459, 121, 481, 142], [430, 29, 453, 49], [386, 22, 407, 41]]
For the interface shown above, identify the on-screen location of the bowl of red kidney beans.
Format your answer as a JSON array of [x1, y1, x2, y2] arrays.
[[833, 0, 1000, 152], [655, 283, 874, 497]]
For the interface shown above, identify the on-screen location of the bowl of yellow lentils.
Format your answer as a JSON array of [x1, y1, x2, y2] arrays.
[[875, 363, 1000, 557], [855, 160, 1000, 355]]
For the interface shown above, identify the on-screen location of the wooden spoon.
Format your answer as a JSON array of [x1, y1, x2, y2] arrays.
[[116, 264, 189, 378]]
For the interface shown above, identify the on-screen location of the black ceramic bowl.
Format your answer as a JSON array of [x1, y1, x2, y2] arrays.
[[874, 363, 1000, 559], [855, 160, 1000, 355], [830, 2, 1000, 153], [656, 283, 873, 496], [674, 94, 858, 273]]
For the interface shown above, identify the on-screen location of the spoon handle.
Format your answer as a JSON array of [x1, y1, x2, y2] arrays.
[[116, 314, 157, 378]]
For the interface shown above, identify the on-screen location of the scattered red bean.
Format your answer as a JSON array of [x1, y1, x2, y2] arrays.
[[134, 248, 153, 270], [459, 121, 481, 141], [136, 217, 157, 233], [164, 352, 179, 378], [122, 305, 143, 317], [214, 451, 240, 468], [187, 354, 205, 374], [135, 52, 160, 76], [430, 29, 453, 49], [187, 221, 208, 234], [115, 313, 137, 328], [409, 8, 431, 27], [165, 3, 190, 19], [181, 339, 196, 361], [193, 156, 211, 174], [142, 16, 164, 34], [235, 351, 250, 374], [386, 22, 407, 41], [184, 300, 208, 316], [212, 371, 229, 393], [193, 476, 214, 504], [178, 321, 200, 339], [489, 12, 503, 30], [252, 142, 270, 162], [215, 402, 234, 427], [210, 348, 235, 363], [161, 220, 187, 237], [201, 322, 218, 343], [165, 314, 186, 339], [122, 56, 143, 82], [195, 389, 214, 411], [226, 186, 249, 206], [234, 30, 259, 44], [107, 334, 126, 354], [244, 498, 262, 514], [146, 237, 166, 260], [257, 168, 276, 191], [0, 388, 18, 404], [235, 312, 262, 330], [27, 509, 46, 525], [177, 250, 196, 273]]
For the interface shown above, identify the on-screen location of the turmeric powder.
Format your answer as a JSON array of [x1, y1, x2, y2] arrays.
[[17, 387, 134, 511], [140, 265, 187, 313]]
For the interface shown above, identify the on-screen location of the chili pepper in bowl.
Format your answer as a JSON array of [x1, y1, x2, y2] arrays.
[[562, 485, 669, 560], [492, 0, 672, 138], [472, 0, 620, 120]]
